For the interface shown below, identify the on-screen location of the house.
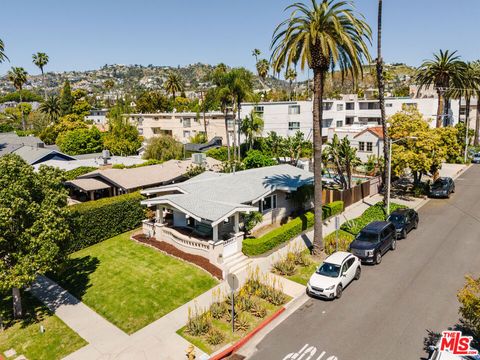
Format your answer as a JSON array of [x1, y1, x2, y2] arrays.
[[140, 164, 313, 275], [353, 126, 385, 162], [66, 156, 221, 201]]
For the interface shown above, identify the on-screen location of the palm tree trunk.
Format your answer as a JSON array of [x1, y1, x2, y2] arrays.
[[312, 68, 324, 254], [237, 102, 241, 161], [42, 69, 47, 100], [12, 287, 22, 318], [475, 98, 480, 146], [19, 90, 26, 131], [224, 109, 231, 162], [458, 96, 462, 122], [376, 0, 389, 207], [436, 91, 444, 128]]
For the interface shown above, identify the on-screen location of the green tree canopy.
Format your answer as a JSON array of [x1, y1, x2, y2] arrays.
[[103, 102, 142, 156], [56, 127, 104, 155], [243, 149, 277, 169], [135, 91, 172, 113], [39, 114, 88, 145], [143, 135, 183, 161], [60, 80, 74, 116]]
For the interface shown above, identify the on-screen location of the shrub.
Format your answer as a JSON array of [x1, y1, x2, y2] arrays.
[[268, 288, 288, 306], [272, 257, 296, 276], [250, 298, 267, 318], [64, 166, 97, 180], [206, 327, 225, 345], [324, 230, 355, 255], [235, 312, 250, 332], [186, 307, 211, 336], [68, 192, 145, 252], [243, 211, 263, 234], [206, 147, 229, 161], [322, 201, 344, 219], [210, 301, 228, 320]]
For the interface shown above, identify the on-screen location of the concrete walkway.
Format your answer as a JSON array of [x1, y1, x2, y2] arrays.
[[31, 163, 468, 359]]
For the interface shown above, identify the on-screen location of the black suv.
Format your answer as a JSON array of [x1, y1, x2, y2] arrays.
[[429, 177, 455, 198], [387, 209, 419, 239], [349, 221, 397, 265]]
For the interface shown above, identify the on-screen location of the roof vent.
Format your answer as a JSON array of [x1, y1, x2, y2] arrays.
[[192, 153, 206, 165]]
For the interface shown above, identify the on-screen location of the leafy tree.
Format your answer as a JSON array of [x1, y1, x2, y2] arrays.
[[271, 0, 371, 253], [32, 52, 49, 99], [241, 111, 264, 150], [243, 149, 277, 169], [59, 80, 74, 116], [264, 131, 283, 161], [56, 127, 104, 155], [39, 114, 88, 145], [0, 123, 14, 133], [205, 146, 229, 161], [243, 211, 263, 234], [0, 90, 42, 103], [199, 88, 220, 137], [103, 102, 142, 156], [163, 72, 184, 100], [0, 155, 70, 318], [135, 91, 172, 113], [416, 50, 467, 127], [7, 67, 28, 130], [185, 164, 206, 178], [434, 126, 461, 163], [285, 68, 297, 100], [0, 38, 8, 63], [189, 132, 207, 144], [457, 275, 480, 340], [143, 135, 183, 161], [282, 131, 312, 166], [71, 89, 92, 117], [39, 95, 61, 123]]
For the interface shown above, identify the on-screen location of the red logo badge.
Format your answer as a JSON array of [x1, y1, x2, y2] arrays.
[[439, 331, 478, 355]]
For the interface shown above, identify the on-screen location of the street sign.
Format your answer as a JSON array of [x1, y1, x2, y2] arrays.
[[226, 273, 239, 333]]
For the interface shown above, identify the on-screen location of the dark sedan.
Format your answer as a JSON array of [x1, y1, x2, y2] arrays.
[[387, 209, 419, 239], [429, 177, 455, 198]]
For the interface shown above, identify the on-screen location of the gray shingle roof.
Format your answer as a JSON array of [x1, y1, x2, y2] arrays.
[[10, 146, 75, 165]]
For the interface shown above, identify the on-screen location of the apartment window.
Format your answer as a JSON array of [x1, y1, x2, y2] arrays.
[[288, 122, 300, 130], [346, 116, 354, 125], [322, 102, 333, 111], [183, 130, 191, 139], [227, 119, 234, 128], [337, 104, 344, 111], [288, 105, 301, 115], [346, 102, 355, 110], [386, 103, 393, 108], [359, 142, 365, 151], [322, 119, 333, 128], [336, 120, 343, 128], [366, 142, 373, 152], [359, 102, 380, 110], [260, 194, 277, 213], [254, 106, 264, 117], [183, 118, 191, 127]]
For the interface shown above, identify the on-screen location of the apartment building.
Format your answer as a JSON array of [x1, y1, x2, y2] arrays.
[[128, 111, 235, 144]]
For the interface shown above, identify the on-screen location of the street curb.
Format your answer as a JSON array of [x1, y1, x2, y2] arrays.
[[209, 306, 286, 360]]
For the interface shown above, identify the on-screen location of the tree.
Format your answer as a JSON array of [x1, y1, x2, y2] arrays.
[[471, 61, 480, 146], [0, 155, 70, 318], [39, 114, 88, 145], [0, 38, 9, 63], [457, 275, 480, 340], [56, 127, 104, 155], [415, 50, 467, 127], [199, 88, 219, 138], [39, 95, 61, 123], [60, 80, 74, 116], [104, 102, 142, 156], [271, 0, 371, 253], [256, 59, 270, 82], [241, 111, 264, 150], [163, 72, 184, 100], [285, 68, 297, 100], [282, 131, 312, 166], [103, 79, 115, 107], [252, 49, 261, 63], [32, 52, 49, 99], [264, 131, 283, 161], [143, 135, 183, 161], [135, 91, 172, 113], [243, 149, 277, 169], [7, 67, 28, 130]]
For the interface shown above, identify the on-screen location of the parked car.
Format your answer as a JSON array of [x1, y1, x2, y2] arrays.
[[349, 221, 397, 264], [472, 153, 480, 164], [429, 177, 455, 198], [387, 208, 419, 239], [307, 251, 361, 300]]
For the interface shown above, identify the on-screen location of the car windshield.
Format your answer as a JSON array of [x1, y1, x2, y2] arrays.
[[432, 180, 448, 189], [387, 214, 405, 224], [356, 231, 379, 243], [316, 262, 341, 278]]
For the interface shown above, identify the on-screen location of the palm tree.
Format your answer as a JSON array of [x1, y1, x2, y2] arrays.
[[416, 50, 467, 127], [32, 52, 49, 99], [0, 38, 9, 63], [103, 79, 115, 107], [256, 59, 270, 82], [285, 68, 297, 100], [7, 67, 29, 130], [252, 49, 261, 63], [271, 0, 371, 253], [472, 61, 480, 146], [39, 95, 61, 123], [241, 111, 264, 150], [163, 72, 184, 100]]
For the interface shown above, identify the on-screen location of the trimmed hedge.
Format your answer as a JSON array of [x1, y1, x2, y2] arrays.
[[68, 192, 146, 252], [243, 201, 344, 257], [324, 230, 355, 255], [340, 201, 407, 236]]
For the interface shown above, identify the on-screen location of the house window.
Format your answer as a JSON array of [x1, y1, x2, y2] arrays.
[[183, 130, 191, 139], [322, 119, 333, 128], [254, 106, 264, 117], [260, 194, 277, 213], [322, 102, 333, 111], [386, 103, 393, 107], [346, 102, 355, 110], [359, 102, 380, 110], [359, 142, 365, 151], [336, 120, 343, 127], [337, 104, 344, 111], [366, 142, 373, 152], [288, 122, 300, 130], [183, 118, 191, 127], [288, 105, 301, 115]]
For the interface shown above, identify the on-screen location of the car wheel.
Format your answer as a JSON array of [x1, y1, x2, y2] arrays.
[[391, 239, 397, 250], [414, 219, 419, 230], [402, 229, 408, 239], [354, 267, 361, 280], [375, 251, 382, 265], [336, 284, 343, 299]]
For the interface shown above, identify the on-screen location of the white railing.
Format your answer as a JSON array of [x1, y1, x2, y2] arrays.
[[142, 219, 155, 237], [161, 227, 211, 251]]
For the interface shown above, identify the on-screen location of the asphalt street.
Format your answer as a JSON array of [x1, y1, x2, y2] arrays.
[[249, 165, 480, 360]]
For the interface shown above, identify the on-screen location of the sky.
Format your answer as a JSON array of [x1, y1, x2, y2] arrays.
[[1, 0, 479, 78]]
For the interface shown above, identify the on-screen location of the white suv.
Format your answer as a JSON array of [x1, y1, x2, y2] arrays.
[[307, 251, 361, 300]]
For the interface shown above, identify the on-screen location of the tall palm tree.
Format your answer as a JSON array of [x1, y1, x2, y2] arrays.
[[416, 50, 467, 128], [163, 72, 184, 100], [103, 79, 115, 107], [39, 95, 61, 124], [241, 111, 264, 150], [271, 0, 371, 253], [256, 59, 270, 82], [285, 68, 297, 100], [252, 49, 261, 63], [0, 38, 9, 63], [7, 67, 29, 130], [32, 52, 49, 99]]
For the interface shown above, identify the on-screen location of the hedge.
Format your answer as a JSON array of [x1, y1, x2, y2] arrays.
[[324, 230, 355, 255], [243, 201, 344, 257], [68, 192, 146, 252], [340, 201, 407, 236], [64, 166, 97, 180]]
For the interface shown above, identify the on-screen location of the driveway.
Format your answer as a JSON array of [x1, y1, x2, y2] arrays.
[[248, 165, 480, 360]]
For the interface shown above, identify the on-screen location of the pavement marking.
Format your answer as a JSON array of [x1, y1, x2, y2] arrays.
[[282, 344, 338, 360]]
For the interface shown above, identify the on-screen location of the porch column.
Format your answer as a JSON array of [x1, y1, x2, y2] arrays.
[[89, 191, 95, 201], [212, 224, 218, 242], [155, 205, 163, 224], [233, 213, 239, 233]]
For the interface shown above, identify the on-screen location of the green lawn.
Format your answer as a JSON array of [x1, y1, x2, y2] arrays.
[[0, 291, 87, 360], [286, 260, 319, 286], [53, 231, 218, 334]]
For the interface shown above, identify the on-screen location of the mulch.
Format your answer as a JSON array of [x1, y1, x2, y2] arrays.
[[132, 234, 223, 279]]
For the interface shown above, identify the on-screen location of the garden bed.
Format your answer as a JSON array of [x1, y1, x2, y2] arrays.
[[177, 270, 290, 354]]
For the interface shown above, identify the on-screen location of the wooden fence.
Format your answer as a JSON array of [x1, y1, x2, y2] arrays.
[[323, 176, 382, 208]]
